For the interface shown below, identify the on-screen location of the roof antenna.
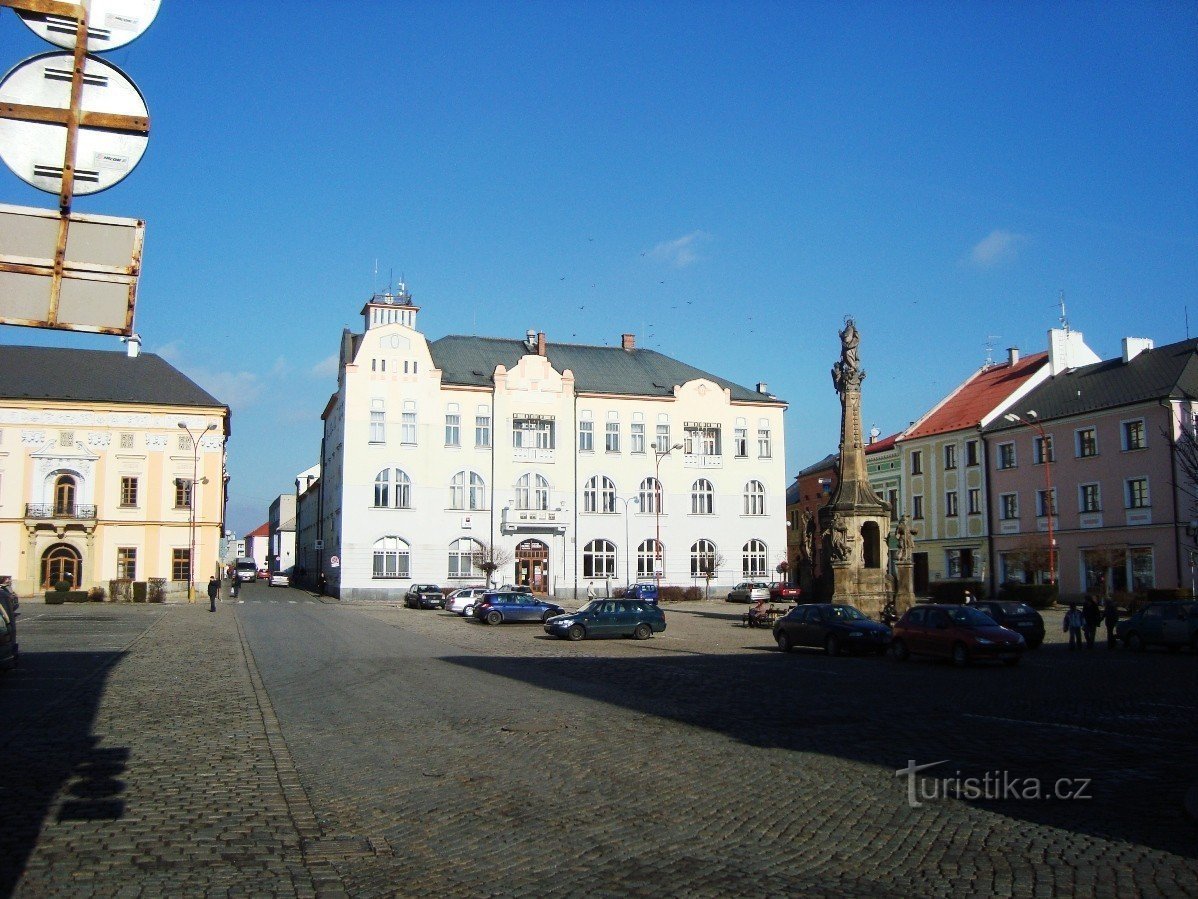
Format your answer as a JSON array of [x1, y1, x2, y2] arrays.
[[1058, 290, 1069, 335], [373, 258, 378, 295], [984, 335, 1001, 366]]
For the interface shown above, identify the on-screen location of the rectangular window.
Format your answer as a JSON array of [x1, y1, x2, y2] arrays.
[[605, 421, 620, 453], [370, 398, 386, 444], [171, 548, 190, 582], [734, 427, 748, 457], [1033, 435, 1054, 464], [945, 491, 958, 517], [944, 444, 957, 470], [475, 411, 491, 447], [912, 495, 924, 519], [1000, 493, 1019, 520], [684, 426, 720, 457], [631, 422, 645, 454], [997, 443, 1016, 469], [120, 476, 139, 507], [579, 420, 594, 452], [120, 432, 134, 449], [1080, 483, 1101, 513], [966, 440, 979, 467], [967, 488, 981, 515], [1122, 419, 1146, 451], [911, 451, 923, 475], [757, 424, 772, 459], [1126, 478, 1149, 509], [513, 416, 554, 449], [1130, 547, 1154, 590], [888, 489, 899, 521], [401, 400, 416, 444], [445, 407, 460, 446], [1076, 427, 1097, 458], [175, 478, 193, 509], [1037, 488, 1056, 517], [656, 424, 670, 453], [117, 547, 137, 580]]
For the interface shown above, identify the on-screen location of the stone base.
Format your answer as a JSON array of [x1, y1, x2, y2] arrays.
[[830, 564, 890, 619], [894, 562, 917, 616]]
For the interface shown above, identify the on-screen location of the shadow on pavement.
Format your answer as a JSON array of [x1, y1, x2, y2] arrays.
[[0, 650, 127, 895]]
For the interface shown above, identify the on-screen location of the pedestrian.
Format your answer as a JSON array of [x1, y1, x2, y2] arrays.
[[229, 572, 240, 599], [1103, 598, 1120, 649], [962, 589, 974, 605], [1063, 603, 1084, 650], [1082, 595, 1101, 649], [206, 575, 220, 613], [587, 581, 596, 601]]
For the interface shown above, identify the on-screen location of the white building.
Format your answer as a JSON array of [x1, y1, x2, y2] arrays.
[[303, 288, 788, 600]]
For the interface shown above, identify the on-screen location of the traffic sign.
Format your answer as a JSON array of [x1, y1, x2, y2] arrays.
[[330, 556, 340, 568], [14, 0, 160, 52]]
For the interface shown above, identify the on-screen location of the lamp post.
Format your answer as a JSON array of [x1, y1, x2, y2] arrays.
[[651, 442, 684, 589], [612, 495, 640, 585], [178, 421, 216, 603], [1004, 410, 1055, 585]]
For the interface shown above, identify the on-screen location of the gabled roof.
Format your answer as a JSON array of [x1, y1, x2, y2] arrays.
[[865, 432, 900, 454], [247, 522, 270, 538], [785, 478, 801, 505], [983, 337, 1198, 434], [427, 335, 784, 404], [903, 352, 1048, 440], [796, 453, 838, 478], [0, 346, 224, 408]]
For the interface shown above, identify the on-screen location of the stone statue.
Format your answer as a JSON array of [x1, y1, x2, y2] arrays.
[[894, 514, 918, 563], [824, 512, 850, 562], [831, 317, 865, 395]]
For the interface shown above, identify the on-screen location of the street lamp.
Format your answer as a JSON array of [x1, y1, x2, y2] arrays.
[[612, 495, 641, 585], [178, 421, 216, 603], [1004, 410, 1056, 585], [651, 442, 684, 589]]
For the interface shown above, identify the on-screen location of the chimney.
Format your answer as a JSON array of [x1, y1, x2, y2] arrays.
[[124, 334, 141, 358], [621, 333, 636, 351], [1007, 347, 1019, 366], [536, 331, 547, 356], [525, 329, 536, 351], [1122, 337, 1153, 364], [756, 382, 769, 394]]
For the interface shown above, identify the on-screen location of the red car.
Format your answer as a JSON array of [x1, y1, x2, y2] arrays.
[[769, 582, 802, 602], [891, 603, 1025, 667]]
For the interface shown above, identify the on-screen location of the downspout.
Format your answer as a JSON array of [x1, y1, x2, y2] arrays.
[[1161, 398, 1184, 586], [980, 427, 995, 596], [317, 428, 325, 593], [573, 390, 579, 598]]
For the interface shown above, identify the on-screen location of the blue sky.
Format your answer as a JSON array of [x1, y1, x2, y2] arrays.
[[1, 2, 1195, 536]]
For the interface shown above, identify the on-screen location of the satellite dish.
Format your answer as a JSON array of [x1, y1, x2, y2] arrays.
[[16, 0, 161, 52], [0, 52, 149, 195]]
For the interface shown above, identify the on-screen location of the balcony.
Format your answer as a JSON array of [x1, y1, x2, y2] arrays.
[[26, 504, 97, 520], [501, 507, 568, 534], [512, 446, 555, 464], [683, 453, 722, 469]]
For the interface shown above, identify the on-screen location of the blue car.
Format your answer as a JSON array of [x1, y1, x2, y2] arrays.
[[545, 599, 667, 641], [623, 583, 659, 602], [473, 591, 565, 625]]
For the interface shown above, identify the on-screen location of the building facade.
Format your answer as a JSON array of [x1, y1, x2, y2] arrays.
[[268, 493, 296, 576], [302, 290, 788, 600], [0, 346, 228, 598]]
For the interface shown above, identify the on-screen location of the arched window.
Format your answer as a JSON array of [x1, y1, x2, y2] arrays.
[[373, 468, 412, 508], [372, 536, 410, 579], [583, 475, 617, 513], [54, 474, 77, 515], [515, 473, 550, 510], [450, 471, 486, 510], [742, 539, 768, 577], [639, 477, 662, 514], [448, 537, 482, 579], [743, 480, 766, 516], [637, 539, 663, 578], [690, 540, 716, 578], [691, 479, 714, 515], [583, 539, 616, 578]]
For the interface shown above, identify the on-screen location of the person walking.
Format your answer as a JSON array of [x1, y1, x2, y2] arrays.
[[206, 575, 220, 613], [1082, 596, 1101, 649], [1063, 603, 1084, 650], [1103, 598, 1120, 649], [587, 582, 596, 601], [229, 571, 240, 600]]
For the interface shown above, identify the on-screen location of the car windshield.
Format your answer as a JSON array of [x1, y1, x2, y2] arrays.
[[577, 600, 602, 613], [827, 605, 866, 621], [947, 606, 999, 627], [999, 602, 1034, 615]]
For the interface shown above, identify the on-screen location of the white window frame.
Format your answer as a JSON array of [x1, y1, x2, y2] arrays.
[[743, 480, 766, 516], [372, 536, 410, 579], [691, 479, 714, 515], [370, 398, 386, 444]]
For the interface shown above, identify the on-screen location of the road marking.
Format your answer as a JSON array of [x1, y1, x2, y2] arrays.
[[288, 600, 297, 604]]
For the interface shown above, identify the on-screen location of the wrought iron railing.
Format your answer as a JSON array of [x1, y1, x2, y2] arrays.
[[25, 504, 97, 520]]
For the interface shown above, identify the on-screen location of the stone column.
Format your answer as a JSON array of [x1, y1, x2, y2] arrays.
[[894, 560, 916, 615]]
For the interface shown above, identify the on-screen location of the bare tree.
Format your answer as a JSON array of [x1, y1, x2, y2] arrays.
[[471, 542, 513, 587], [1170, 423, 1198, 522], [699, 552, 725, 601], [1005, 537, 1052, 584]]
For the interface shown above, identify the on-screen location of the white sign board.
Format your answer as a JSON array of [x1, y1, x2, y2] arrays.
[[16, 0, 161, 51]]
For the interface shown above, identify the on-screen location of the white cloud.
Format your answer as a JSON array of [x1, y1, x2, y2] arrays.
[[969, 229, 1027, 268], [153, 339, 183, 363], [310, 353, 339, 378], [188, 368, 264, 410], [648, 231, 712, 268]]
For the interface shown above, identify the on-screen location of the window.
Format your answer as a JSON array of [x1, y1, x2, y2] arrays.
[[583, 476, 617, 513], [605, 418, 620, 453], [655, 422, 670, 453], [583, 539, 616, 578], [631, 420, 645, 454], [1076, 427, 1097, 458], [637, 540, 663, 578], [448, 538, 481, 579], [912, 495, 924, 520], [513, 416, 554, 449], [171, 548, 190, 582], [888, 489, 899, 521], [742, 540, 767, 578], [757, 420, 772, 458], [944, 444, 957, 470], [691, 479, 714, 515], [911, 451, 923, 475], [450, 471, 486, 510], [966, 440, 979, 466], [1000, 493, 1018, 520], [1033, 434, 1054, 464], [1122, 419, 1146, 451], [475, 407, 491, 447], [445, 404, 461, 446], [945, 492, 958, 517], [967, 488, 981, 515], [1080, 483, 1101, 513], [685, 425, 720, 457], [1130, 547, 1154, 590], [1126, 478, 1149, 509], [401, 400, 417, 444], [117, 547, 137, 580], [997, 443, 1016, 469], [734, 426, 748, 457], [945, 548, 974, 579], [514, 473, 549, 510], [120, 476, 139, 507], [639, 477, 662, 514], [372, 536, 410, 579], [174, 478, 193, 509], [743, 480, 766, 516], [1037, 488, 1056, 517], [579, 418, 594, 452], [373, 468, 412, 508], [119, 432, 134, 449], [690, 540, 716, 578], [370, 398, 386, 443]]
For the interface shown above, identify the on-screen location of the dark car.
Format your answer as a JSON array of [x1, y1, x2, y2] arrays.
[[474, 592, 565, 625], [498, 584, 534, 595], [0, 601, 15, 672], [773, 603, 891, 656], [1116, 601, 1198, 652], [405, 584, 445, 609], [891, 604, 1025, 666], [545, 599, 666, 641], [0, 583, 17, 665], [623, 583, 659, 603], [768, 582, 802, 603], [972, 600, 1045, 649]]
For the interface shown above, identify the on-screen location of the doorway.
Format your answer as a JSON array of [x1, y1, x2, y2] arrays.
[[515, 539, 549, 593], [42, 542, 82, 589], [913, 552, 929, 595]]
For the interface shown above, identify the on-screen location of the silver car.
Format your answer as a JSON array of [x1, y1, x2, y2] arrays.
[[447, 586, 489, 616], [726, 581, 770, 603]]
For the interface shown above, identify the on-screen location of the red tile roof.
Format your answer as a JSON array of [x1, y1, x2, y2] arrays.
[[247, 522, 270, 538], [904, 352, 1048, 440], [864, 432, 900, 454]]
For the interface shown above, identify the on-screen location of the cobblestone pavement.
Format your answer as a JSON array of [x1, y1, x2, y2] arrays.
[[3, 589, 1196, 896]]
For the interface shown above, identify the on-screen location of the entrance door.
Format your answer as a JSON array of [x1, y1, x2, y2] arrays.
[[514, 540, 549, 593], [913, 552, 929, 594], [42, 543, 82, 589]]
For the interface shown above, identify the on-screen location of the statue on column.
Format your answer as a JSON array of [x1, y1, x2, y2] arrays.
[[831, 318, 864, 396], [825, 512, 850, 562], [894, 514, 918, 563]]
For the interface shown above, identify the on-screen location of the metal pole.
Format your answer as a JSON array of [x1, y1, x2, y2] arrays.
[[178, 422, 215, 603]]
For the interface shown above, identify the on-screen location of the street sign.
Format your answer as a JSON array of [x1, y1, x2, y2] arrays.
[[329, 555, 340, 568], [14, 0, 160, 51], [0, 51, 149, 196]]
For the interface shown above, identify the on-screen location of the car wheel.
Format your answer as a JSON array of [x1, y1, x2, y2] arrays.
[[1126, 632, 1144, 652], [952, 642, 970, 667], [567, 624, 585, 641], [776, 631, 792, 653], [463, 605, 474, 617], [542, 610, 557, 623], [825, 635, 840, 657], [486, 610, 502, 626], [633, 623, 652, 640], [891, 639, 909, 661]]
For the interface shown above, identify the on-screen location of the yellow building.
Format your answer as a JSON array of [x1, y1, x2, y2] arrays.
[[0, 346, 229, 600]]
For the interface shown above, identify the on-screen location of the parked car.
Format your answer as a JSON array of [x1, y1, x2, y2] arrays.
[[473, 592, 565, 625], [971, 600, 1045, 649], [234, 560, 257, 582], [498, 584, 534, 594], [1116, 601, 1198, 653], [891, 604, 1025, 666], [256, 568, 268, 580], [773, 603, 890, 656], [405, 584, 445, 609], [0, 602, 15, 672], [623, 583, 659, 602], [0, 582, 17, 668], [268, 569, 292, 588], [726, 582, 770, 603], [446, 586, 489, 615], [545, 598, 666, 641], [768, 581, 802, 602]]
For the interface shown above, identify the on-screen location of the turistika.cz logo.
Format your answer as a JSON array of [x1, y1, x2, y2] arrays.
[[894, 760, 1092, 808]]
